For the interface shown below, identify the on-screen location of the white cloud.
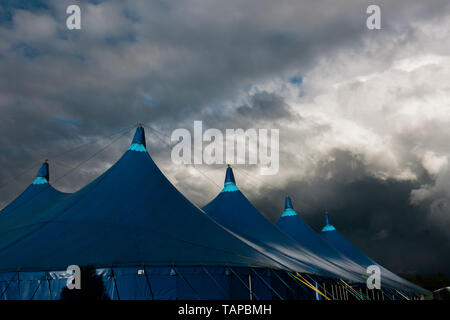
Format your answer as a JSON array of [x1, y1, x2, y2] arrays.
[[421, 151, 448, 176], [224, 11, 450, 225]]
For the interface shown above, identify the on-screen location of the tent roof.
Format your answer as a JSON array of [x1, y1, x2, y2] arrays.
[[0, 128, 285, 272], [275, 196, 367, 279], [0, 162, 71, 249], [203, 168, 363, 282], [320, 214, 429, 294]]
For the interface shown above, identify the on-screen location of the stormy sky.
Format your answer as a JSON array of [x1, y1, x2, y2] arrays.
[[1, 0, 449, 275]]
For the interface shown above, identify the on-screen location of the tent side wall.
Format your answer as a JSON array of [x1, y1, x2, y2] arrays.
[[0, 267, 317, 300]]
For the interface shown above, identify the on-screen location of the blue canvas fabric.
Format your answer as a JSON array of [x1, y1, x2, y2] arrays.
[[203, 167, 363, 283], [131, 126, 146, 147], [320, 214, 429, 295], [0, 163, 72, 250], [0, 128, 287, 272], [275, 197, 368, 281], [0, 266, 312, 300], [1, 162, 60, 215]]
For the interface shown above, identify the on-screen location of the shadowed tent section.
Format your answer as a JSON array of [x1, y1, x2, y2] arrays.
[[202, 166, 363, 282], [0, 127, 286, 272], [0, 161, 72, 250], [320, 214, 429, 294], [0, 161, 63, 214], [275, 196, 367, 279]]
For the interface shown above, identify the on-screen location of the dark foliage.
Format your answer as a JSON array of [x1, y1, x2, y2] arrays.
[[404, 273, 450, 292], [60, 265, 110, 300]]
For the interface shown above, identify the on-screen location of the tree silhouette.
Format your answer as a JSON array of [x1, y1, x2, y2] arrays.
[[60, 265, 110, 300]]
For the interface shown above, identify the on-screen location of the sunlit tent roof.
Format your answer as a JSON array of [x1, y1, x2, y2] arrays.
[[320, 214, 429, 294], [202, 166, 363, 283], [275, 196, 367, 278], [0, 127, 286, 272]]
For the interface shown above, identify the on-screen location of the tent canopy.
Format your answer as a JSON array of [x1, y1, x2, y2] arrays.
[[203, 167, 362, 282], [275, 196, 367, 278], [320, 214, 429, 294], [0, 127, 285, 272]]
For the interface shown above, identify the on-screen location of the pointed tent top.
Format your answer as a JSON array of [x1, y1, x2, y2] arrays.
[[281, 196, 296, 217], [128, 126, 147, 152], [321, 212, 336, 232], [222, 165, 239, 192], [33, 161, 49, 185], [285, 196, 294, 210], [225, 165, 235, 184]]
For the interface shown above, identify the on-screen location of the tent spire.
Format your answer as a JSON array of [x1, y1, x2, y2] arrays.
[[33, 160, 49, 185], [321, 211, 335, 232], [222, 165, 239, 192], [128, 126, 147, 152], [284, 195, 294, 210], [324, 211, 329, 225], [225, 165, 236, 185], [281, 196, 296, 217]]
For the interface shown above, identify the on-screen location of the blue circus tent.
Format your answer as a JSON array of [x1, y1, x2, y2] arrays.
[[320, 214, 429, 295], [0, 126, 428, 299], [202, 166, 363, 283], [0, 127, 307, 300], [275, 196, 366, 280]]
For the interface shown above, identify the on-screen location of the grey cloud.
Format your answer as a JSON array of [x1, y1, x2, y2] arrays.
[[253, 150, 450, 275], [0, 0, 449, 275], [236, 91, 292, 121]]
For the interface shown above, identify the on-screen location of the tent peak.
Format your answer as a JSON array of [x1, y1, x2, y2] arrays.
[[281, 196, 296, 217], [321, 212, 336, 232], [225, 166, 236, 185], [128, 126, 147, 152], [32, 161, 49, 185], [285, 196, 294, 210], [222, 166, 239, 192]]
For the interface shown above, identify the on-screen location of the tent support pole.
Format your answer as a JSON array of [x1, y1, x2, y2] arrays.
[[30, 278, 42, 300], [248, 274, 253, 301], [47, 272, 52, 300], [304, 274, 335, 299], [111, 267, 120, 300], [142, 265, 154, 300], [17, 271, 21, 299], [228, 266, 259, 300]]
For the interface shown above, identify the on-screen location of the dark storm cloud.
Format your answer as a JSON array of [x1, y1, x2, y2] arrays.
[[0, 0, 450, 275], [253, 150, 450, 275], [236, 91, 292, 121]]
